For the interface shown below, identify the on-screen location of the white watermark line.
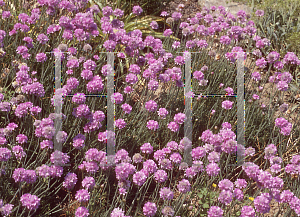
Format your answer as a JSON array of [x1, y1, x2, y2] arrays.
[[51, 52, 122, 167], [106, 52, 115, 166], [184, 52, 193, 166], [236, 55, 245, 166], [182, 51, 247, 166], [53, 53, 63, 166]]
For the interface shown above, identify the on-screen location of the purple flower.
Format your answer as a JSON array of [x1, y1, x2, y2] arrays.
[[84, 148, 101, 162], [147, 120, 159, 131], [12, 145, 26, 160], [80, 69, 93, 80], [184, 167, 197, 178], [264, 144, 277, 160], [0, 148, 11, 162], [72, 93, 86, 105], [192, 161, 204, 172], [50, 150, 69, 166], [16, 134, 28, 144], [37, 33, 49, 44], [125, 73, 138, 84], [235, 179, 247, 189], [50, 165, 63, 178], [172, 41, 181, 49], [150, 21, 158, 29], [111, 92, 123, 104], [20, 193, 40, 210], [170, 152, 182, 164], [0, 203, 14, 216], [289, 196, 300, 214], [224, 87, 234, 95], [102, 6, 113, 16], [168, 121, 179, 132], [161, 11, 168, 17], [218, 190, 233, 205], [160, 187, 174, 200], [244, 147, 255, 157], [270, 164, 281, 173], [74, 29, 90, 41], [177, 179, 191, 193], [283, 52, 300, 65], [67, 58, 79, 69], [29, 106, 42, 116], [153, 150, 166, 161], [191, 147, 206, 160], [172, 12, 182, 21], [115, 119, 127, 129], [222, 100, 234, 110], [174, 113, 186, 125], [56, 131, 68, 143], [206, 163, 220, 177], [2, 11, 11, 19], [280, 190, 294, 204], [143, 160, 157, 174], [207, 206, 223, 217], [113, 8, 124, 17], [121, 103, 132, 114], [233, 188, 244, 201], [143, 202, 157, 217], [290, 155, 300, 165], [75, 189, 90, 202], [86, 75, 104, 93], [63, 172, 78, 190], [148, 79, 159, 91], [101, 64, 113, 76], [111, 207, 125, 217], [75, 207, 89, 217], [36, 53, 47, 62], [115, 163, 136, 180], [196, 39, 208, 48], [205, 151, 219, 163], [254, 193, 271, 214], [163, 29, 173, 37], [82, 176, 95, 190], [141, 143, 153, 154], [166, 141, 178, 151], [83, 59, 96, 71], [145, 100, 158, 112], [266, 51, 280, 63], [158, 159, 172, 171], [40, 140, 53, 149], [133, 5, 143, 16], [93, 110, 105, 122], [16, 45, 28, 55], [114, 149, 131, 165], [133, 170, 147, 186], [243, 162, 261, 179], [218, 179, 234, 191], [220, 35, 231, 45], [255, 10, 264, 17], [240, 206, 255, 217], [103, 40, 116, 51], [78, 161, 99, 174], [72, 104, 91, 119], [256, 57, 267, 68], [276, 81, 289, 91], [154, 169, 168, 183]]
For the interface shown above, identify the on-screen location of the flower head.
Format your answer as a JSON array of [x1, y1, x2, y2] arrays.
[[20, 193, 40, 211]]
